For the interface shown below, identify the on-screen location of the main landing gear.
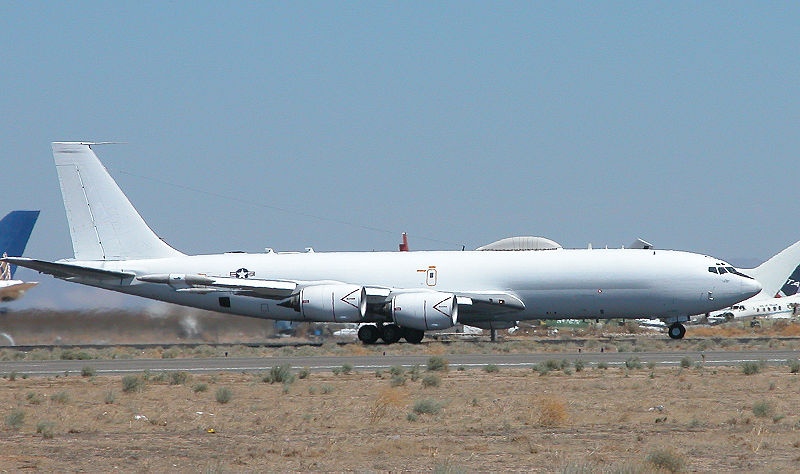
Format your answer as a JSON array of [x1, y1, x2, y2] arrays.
[[668, 322, 686, 340], [357, 324, 424, 344], [357, 325, 380, 344]]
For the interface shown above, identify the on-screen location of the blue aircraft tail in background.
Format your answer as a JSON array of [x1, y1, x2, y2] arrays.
[[0, 211, 40, 279]]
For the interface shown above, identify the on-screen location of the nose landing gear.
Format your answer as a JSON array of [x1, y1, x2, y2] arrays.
[[668, 322, 686, 340]]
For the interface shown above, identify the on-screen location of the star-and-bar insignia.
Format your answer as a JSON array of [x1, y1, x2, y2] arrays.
[[230, 268, 255, 279]]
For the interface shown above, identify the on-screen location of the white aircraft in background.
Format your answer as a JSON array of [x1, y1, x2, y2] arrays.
[[706, 241, 800, 324], [0, 210, 40, 302], [3, 142, 761, 342]]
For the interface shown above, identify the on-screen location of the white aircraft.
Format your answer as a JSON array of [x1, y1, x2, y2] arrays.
[[3, 142, 761, 342], [0, 210, 40, 302], [706, 241, 800, 324]]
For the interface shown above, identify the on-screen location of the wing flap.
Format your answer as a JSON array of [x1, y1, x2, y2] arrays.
[[455, 291, 525, 311], [205, 276, 297, 297], [136, 273, 298, 298]]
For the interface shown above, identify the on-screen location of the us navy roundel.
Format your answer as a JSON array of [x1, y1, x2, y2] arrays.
[[231, 268, 255, 279]]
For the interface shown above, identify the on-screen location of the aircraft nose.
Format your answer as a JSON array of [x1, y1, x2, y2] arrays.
[[742, 278, 762, 299]]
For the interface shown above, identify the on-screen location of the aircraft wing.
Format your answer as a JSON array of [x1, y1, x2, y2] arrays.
[[1, 257, 135, 281], [137, 274, 298, 298], [135, 272, 526, 316], [6, 256, 526, 317], [0, 281, 38, 302]]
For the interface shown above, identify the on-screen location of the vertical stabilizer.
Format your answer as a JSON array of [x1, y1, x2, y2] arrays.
[[0, 210, 39, 278], [52, 142, 183, 261], [746, 240, 800, 299]]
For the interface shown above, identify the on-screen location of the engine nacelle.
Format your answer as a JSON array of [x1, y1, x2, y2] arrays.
[[299, 284, 367, 322], [392, 292, 458, 331]]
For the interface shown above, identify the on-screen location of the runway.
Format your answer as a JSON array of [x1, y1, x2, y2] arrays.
[[1, 350, 798, 376]]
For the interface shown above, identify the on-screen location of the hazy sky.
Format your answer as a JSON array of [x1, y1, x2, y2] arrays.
[[1, 2, 799, 309]]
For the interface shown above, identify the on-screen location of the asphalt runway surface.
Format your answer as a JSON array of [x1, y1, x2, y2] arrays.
[[1, 350, 799, 376]]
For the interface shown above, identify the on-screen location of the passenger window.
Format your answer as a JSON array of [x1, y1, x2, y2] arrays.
[[718, 267, 728, 274], [708, 267, 718, 274]]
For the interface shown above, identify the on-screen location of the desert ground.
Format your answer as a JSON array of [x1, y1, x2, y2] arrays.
[[2, 310, 800, 472], [1, 357, 800, 472]]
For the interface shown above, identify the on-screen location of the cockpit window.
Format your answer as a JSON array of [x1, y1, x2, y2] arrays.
[[708, 267, 718, 274], [718, 267, 728, 274], [730, 267, 755, 280]]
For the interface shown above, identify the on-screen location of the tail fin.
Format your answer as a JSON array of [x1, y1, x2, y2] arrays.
[[777, 264, 800, 297], [746, 240, 800, 299], [52, 142, 183, 260], [0, 210, 39, 278]]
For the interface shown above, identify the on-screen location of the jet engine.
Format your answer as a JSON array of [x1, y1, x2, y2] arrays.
[[392, 292, 458, 331], [298, 284, 367, 322]]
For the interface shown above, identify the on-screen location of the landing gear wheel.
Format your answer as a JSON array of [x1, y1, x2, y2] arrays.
[[401, 327, 424, 344], [380, 324, 402, 344], [668, 323, 686, 340], [357, 324, 379, 344]]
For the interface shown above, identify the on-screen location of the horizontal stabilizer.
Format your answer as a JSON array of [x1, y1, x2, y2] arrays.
[[1, 257, 134, 281], [0, 281, 38, 302]]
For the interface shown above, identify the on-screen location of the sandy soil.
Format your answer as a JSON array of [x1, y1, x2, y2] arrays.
[[1, 362, 800, 472]]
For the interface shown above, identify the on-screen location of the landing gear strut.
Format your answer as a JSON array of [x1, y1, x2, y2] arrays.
[[668, 322, 686, 340]]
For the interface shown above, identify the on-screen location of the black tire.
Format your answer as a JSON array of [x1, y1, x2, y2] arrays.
[[357, 324, 379, 344], [402, 327, 424, 344], [380, 324, 402, 344], [668, 323, 686, 340]]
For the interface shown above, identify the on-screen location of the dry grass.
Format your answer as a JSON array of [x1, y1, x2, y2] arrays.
[[690, 326, 752, 338], [0, 365, 798, 471], [369, 387, 408, 423], [535, 396, 569, 427]]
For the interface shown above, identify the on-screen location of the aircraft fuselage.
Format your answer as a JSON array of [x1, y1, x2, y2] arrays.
[[66, 248, 761, 323]]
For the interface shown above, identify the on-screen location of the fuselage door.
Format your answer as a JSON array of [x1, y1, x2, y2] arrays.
[[426, 267, 437, 286]]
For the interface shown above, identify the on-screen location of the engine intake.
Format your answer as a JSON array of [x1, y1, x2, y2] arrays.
[[298, 284, 367, 322], [392, 292, 458, 331]]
